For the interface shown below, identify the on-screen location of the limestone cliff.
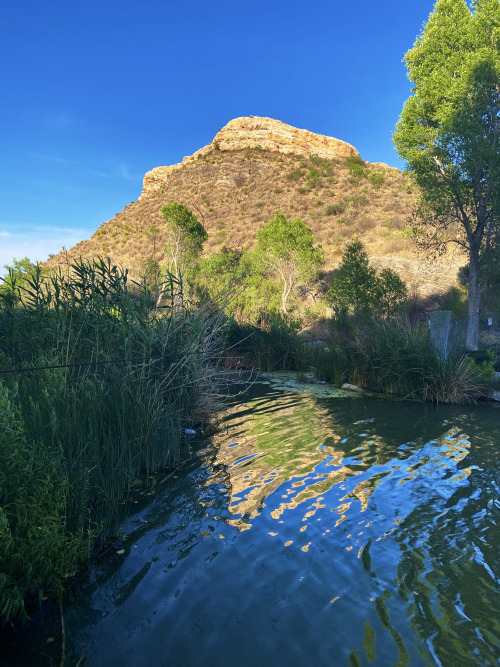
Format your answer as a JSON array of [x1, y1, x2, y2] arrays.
[[142, 116, 359, 198]]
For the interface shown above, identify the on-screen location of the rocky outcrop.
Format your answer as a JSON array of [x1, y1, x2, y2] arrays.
[[141, 116, 359, 198]]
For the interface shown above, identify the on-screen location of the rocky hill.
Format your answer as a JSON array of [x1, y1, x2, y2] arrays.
[[47, 116, 465, 300]]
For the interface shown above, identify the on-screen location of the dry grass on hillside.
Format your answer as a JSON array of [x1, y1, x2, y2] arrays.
[[46, 148, 464, 297], [48, 150, 413, 267]]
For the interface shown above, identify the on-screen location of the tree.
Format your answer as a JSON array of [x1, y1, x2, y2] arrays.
[[393, 0, 500, 350], [328, 239, 407, 317], [0, 257, 37, 306], [376, 268, 408, 318], [328, 238, 377, 315], [194, 248, 283, 321], [256, 212, 324, 314], [195, 247, 245, 296], [161, 202, 207, 276]]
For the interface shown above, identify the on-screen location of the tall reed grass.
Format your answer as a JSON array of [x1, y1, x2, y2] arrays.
[[225, 316, 306, 371], [0, 259, 226, 624], [309, 317, 488, 403]]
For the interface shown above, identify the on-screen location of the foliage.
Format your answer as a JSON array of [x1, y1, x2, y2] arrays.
[[193, 248, 282, 321], [328, 238, 377, 315], [368, 172, 385, 189], [328, 239, 407, 317], [0, 257, 38, 306], [311, 318, 487, 403], [393, 0, 500, 350], [0, 258, 225, 624], [474, 242, 500, 314], [0, 384, 88, 624], [256, 212, 325, 314], [306, 167, 322, 187], [376, 268, 408, 317], [287, 168, 302, 181], [225, 316, 305, 371], [161, 202, 208, 275], [233, 272, 282, 322], [140, 256, 162, 289], [441, 285, 469, 319], [345, 155, 367, 180], [195, 247, 244, 296], [326, 200, 347, 216]]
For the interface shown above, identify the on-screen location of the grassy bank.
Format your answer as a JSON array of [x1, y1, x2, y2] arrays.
[[0, 259, 226, 625], [309, 317, 491, 403], [225, 317, 307, 372], [220, 312, 492, 404]]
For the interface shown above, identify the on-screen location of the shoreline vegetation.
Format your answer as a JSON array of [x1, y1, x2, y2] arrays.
[[1, 230, 498, 629], [0, 258, 233, 626]]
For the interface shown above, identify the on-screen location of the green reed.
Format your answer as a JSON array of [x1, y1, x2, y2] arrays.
[[0, 258, 225, 624], [225, 316, 306, 371], [310, 317, 487, 403]]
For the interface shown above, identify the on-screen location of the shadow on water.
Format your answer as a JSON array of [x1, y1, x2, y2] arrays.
[[15, 381, 500, 666]]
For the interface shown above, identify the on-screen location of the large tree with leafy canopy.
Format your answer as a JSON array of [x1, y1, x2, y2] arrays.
[[256, 212, 324, 314], [393, 0, 500, 350]]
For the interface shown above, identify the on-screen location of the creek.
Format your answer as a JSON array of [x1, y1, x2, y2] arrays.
[[62, 377, 500, 666]]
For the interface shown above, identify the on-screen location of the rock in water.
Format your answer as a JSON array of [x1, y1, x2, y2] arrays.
[[341, 383, 362, 393]]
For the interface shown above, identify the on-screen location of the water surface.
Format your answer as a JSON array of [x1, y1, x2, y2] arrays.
[[65, 382, 500, 666]]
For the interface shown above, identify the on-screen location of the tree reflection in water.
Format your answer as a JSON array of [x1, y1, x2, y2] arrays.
[[61, 381, 500, 666]]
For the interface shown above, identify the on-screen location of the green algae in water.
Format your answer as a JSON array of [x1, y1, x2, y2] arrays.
[[257, 370, 366, 399]]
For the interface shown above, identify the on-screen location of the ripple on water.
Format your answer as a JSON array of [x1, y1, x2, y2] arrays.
[[64, 384, 500, 666]]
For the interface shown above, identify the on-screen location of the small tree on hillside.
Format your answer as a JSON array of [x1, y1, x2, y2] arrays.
[[161, 202, 207, 276], [376, 268, 408, 318], [328, 238, 407, 317], [328, 238, 377, 315], [256, 212, 325, 314]]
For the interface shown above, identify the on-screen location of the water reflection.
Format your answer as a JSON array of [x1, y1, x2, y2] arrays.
[[63, 382, 500, 666]]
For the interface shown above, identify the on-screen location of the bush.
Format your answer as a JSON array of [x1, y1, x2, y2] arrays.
[[287, 168, 302, 181], [345, 155, 367, 180], [442, 285, 468, 319], [326, 200, 347, 215], [226, 316, 305, 371], [307, 167, 322, 186], [311, 318, 487, 403], [368, 172, 385, 189]]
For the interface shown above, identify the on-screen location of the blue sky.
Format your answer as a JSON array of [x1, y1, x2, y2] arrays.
[[0, 0, 436, 274]]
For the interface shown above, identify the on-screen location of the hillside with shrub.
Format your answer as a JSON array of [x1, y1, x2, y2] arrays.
[[46, 118, 465, 303]]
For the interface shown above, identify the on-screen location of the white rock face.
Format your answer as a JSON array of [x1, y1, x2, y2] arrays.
[[141, 116, 359, 198]]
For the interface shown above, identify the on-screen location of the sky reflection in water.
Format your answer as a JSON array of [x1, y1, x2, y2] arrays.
[[66, 382, 500, 666]]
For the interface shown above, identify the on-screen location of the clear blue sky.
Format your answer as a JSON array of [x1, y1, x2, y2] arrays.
[[0, 0, 436, 273]]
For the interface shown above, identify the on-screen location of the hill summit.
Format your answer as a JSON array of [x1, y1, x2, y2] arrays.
[[142, 117, 359, 198], [48, 116, 464, 299]]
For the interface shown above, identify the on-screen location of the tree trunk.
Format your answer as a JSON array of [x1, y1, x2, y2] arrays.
[[466, 251, 481, 351], [281, 278, 289, 314]]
